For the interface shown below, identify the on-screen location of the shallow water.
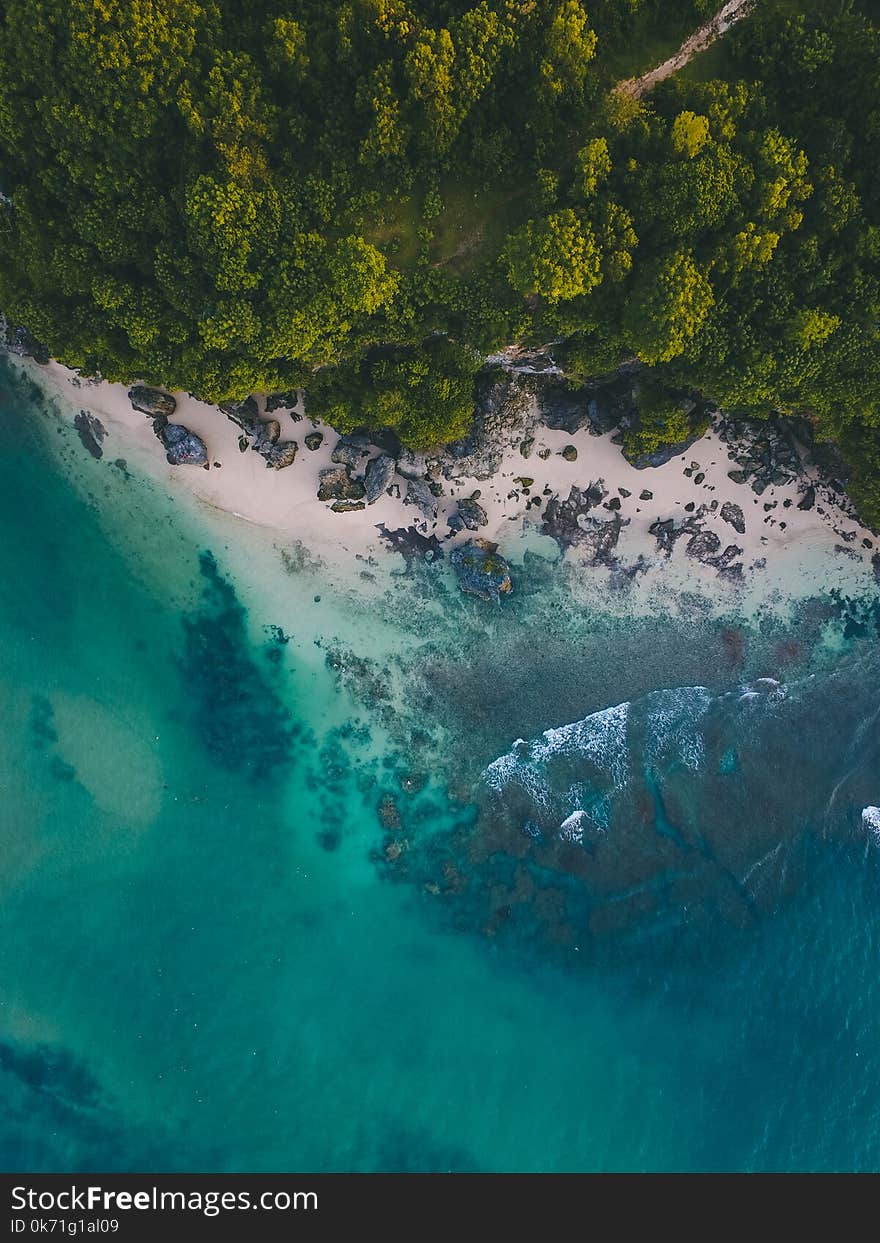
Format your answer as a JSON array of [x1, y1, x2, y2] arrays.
[[2, 361, 880, 1172]]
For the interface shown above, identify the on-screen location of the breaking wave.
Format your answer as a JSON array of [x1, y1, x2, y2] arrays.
[[478, 656, 880, 918]]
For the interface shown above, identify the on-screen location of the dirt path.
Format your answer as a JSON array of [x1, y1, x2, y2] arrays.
[[616, 0, 756, 99]]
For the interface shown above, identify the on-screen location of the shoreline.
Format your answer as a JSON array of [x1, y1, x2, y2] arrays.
[[8, 352, 880, 609]]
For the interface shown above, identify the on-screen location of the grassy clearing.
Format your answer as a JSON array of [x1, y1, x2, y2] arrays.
[[363, 177, 530, 275]]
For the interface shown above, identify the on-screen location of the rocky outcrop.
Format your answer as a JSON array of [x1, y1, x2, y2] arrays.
[[305, 432, 323, 451], [625, 429, 707, 470], [161, 423, 208, 466], [265, 391, 300, 415], [797, 486, 816, 512], [364, 452, 396, 504], [686, 530, 721, 561], [128, 385, 176, 419], [442, 370, 537, 481], [451, 539, 512, 601], [539, 372, 637, 437], [74, 410, 106, 459], [218, 396, 297, 468], [219, 396, 259, 429], [541, 483, 608, 549], [1, 323, 50, 364], [718, 412, 806, 495], [317, 466, 365, 503], [649, 515, 703, 556], [405, 477, 438, 520]]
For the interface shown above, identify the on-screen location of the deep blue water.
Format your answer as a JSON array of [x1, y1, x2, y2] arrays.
[[1, 362, 880, 1172]]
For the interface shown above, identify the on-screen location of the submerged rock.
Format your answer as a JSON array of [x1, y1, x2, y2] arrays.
[[128, 385, 176, 419], [451, 539, 513, 601], [720, 501, 746, 535], [74, 410, 106, 459], [161, 423, 208, 466], [364, 452, 396, 504], [318, 466, 365, 503], [376, 524, 443, 563], [378, 793, 402, 831]]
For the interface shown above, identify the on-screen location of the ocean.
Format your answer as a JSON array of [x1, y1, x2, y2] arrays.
[[2, 359, 880, 1173]]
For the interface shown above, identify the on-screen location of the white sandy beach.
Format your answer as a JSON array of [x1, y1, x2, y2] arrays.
[[9, 354, 879, 607]]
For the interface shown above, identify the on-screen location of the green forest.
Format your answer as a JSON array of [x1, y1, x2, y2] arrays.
[[1, 1, 879, 519]]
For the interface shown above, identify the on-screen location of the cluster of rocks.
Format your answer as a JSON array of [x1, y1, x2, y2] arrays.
[[649, 510, 744, 578], [219, 396, 298, 469], [718, 413, 807, 496], [128, 385, 209, 467], [541, 482, 627, 566], [317, 433, 396, 513]]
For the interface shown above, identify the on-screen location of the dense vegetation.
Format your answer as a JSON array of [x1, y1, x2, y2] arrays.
[[0, 2, 878, 518]]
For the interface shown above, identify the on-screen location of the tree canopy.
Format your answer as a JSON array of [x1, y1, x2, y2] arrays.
[[0, 1, 878, 516]]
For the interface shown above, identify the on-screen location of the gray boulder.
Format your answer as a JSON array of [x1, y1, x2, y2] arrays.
[[161, 423, 208, 466], [365, 453, 396, 504], [129, 385, 176, 419], [457, 497, 488, 530], [451, 539, 513, 601], [405, 477, 437, 520], [305, 432, 324, 451]]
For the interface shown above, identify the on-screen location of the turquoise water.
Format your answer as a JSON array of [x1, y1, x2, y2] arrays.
[[2, 362, 880, 1172]]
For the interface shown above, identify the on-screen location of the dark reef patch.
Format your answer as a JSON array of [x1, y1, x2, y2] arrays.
[[180, 551, 301, 779], [0, 1039, 101, 1113]]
